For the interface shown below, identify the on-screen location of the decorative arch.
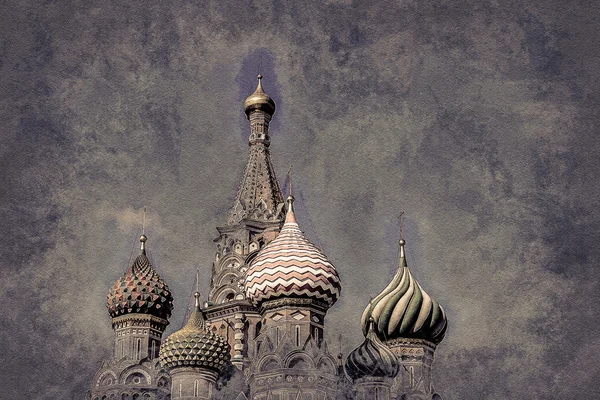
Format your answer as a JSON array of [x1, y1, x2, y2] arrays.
[[248, 241, 259, 253], [217, 272, 241, 287], [234, 242, 244, 254], [216, 254, 244, 270], [156, 375, 170, 388], [258, 355, 282, 372], [96, 370, 118, 387], [120, 367, 152, 385], [316, 357, 337, 375], [285, 352, 315, 370], [212, 285, 240, 303]]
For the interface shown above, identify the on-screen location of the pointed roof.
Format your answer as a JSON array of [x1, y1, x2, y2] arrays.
[[228, 141, 284, 224]]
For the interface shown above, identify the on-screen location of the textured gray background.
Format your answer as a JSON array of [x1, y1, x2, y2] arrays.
[[1, 1, 599, 399]]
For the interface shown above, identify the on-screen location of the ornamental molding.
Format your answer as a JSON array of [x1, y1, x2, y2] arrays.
[[260, 298, 328, 313]]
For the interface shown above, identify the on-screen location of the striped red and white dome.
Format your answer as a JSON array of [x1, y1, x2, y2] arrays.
[[245, 196, 341, 308]]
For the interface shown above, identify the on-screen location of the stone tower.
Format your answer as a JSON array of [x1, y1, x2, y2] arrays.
[[244, 195, 343, 400], [159, 292, 231, 400], [88, 235, 174, 400], [361, 239, 448, 400], [204, 74, 284, 369]]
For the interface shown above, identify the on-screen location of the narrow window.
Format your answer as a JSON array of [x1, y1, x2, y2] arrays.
[[275, 327, 280, 346], [179, 381, 182, 397], [255, 321, 262, 338], [136, 338, 141, 360], [194, 379, 199, 396], [295, 325, 300, 346]]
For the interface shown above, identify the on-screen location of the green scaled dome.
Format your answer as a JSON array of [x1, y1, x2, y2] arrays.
[[159, 294, 231, 373], [106, 235, 173, 320], [361, 240, 447, 344]]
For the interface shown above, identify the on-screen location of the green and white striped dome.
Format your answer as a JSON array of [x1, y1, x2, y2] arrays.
[[361, 240, 447, 344]]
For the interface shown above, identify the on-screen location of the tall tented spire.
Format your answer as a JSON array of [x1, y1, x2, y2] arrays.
[[228, 74, 283, 225]]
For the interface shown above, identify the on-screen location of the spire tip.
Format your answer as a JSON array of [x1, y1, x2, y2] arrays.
[[139, 234, 147, 254]]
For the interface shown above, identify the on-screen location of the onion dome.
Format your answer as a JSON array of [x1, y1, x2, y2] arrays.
[[361, 239, 447, 344], [245, 195, 341, 308], [345, 318, 399, 381], [106, 235, 173, 320], [244, 74, 276, 117], [159, 293, 231, 372]]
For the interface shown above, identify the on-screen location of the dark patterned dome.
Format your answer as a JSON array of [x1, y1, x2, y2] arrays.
[[345, 318, 399, 381], [106, 235, 173, 320], [159, 294, 231, 373], [361, 240, 447, 344]]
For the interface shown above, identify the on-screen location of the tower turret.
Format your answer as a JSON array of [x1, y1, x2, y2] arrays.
[[89, 233, 172, 400], [160, 293, 231, 400], [244, 192, 342, 400], [204, 74, 285, 370], [362, 238, 447, 400]]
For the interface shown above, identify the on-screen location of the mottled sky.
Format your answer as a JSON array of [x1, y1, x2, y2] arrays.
[[1, 0, 599, 399]]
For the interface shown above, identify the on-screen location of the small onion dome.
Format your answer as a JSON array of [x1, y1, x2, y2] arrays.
[[244, 74, 276, 117], [107, 235, 173, 320], [361, 239, 447, 344], [159, 293, 231, 372], [345, 318, 399, 381], [245, 195, 341, 308]]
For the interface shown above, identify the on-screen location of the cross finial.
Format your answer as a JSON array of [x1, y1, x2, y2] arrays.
[[397, 211, 405, 241], [142, 206, 147, 235], [287, 164, 294, 197], [397, 211, 406, 258]]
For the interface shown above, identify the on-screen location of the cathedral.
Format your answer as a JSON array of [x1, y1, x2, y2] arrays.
[[87, 74, 448, 400]]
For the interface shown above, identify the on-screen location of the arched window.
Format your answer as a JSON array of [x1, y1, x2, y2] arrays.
[[194, 379, 199, 396], [295, 325, 300, 346]]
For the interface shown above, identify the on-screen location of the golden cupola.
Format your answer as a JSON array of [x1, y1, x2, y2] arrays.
[[243, 74, 276, 117]]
